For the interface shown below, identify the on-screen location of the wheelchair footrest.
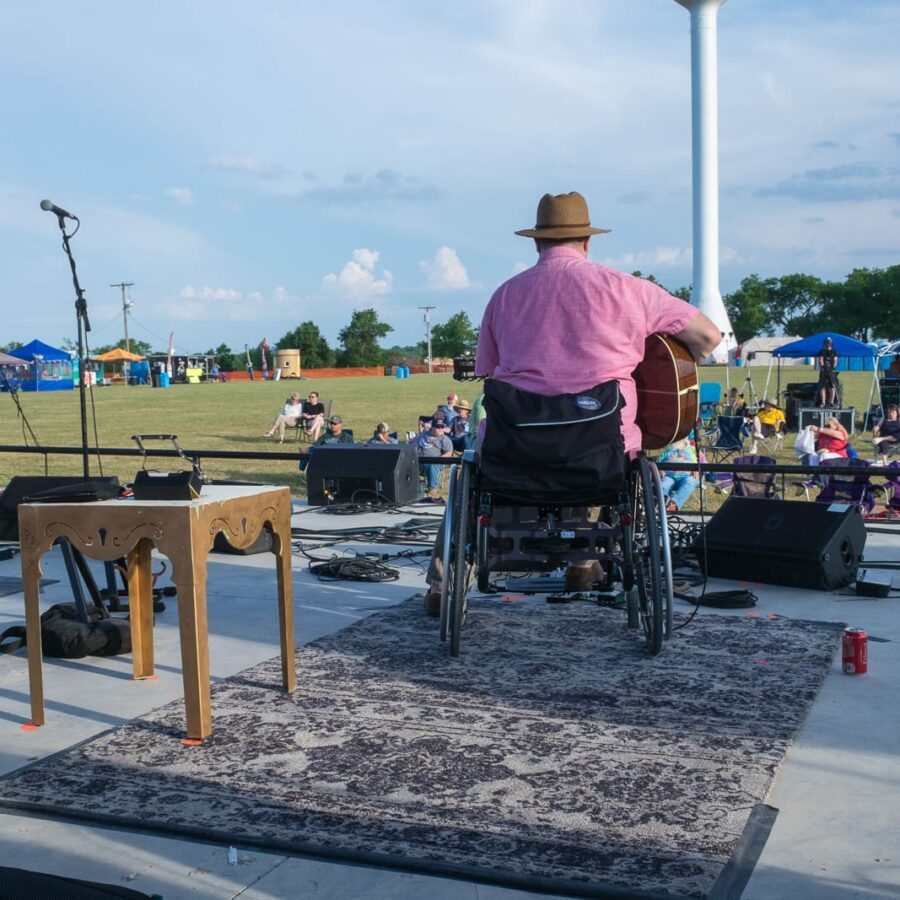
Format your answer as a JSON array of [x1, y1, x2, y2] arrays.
[[546, 590, 626, 608]]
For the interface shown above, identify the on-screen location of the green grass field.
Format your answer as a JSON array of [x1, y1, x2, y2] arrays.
[[0, 366, 881, 497]]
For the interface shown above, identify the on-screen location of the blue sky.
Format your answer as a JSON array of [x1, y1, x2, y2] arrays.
[[2, 0, 899, 356]]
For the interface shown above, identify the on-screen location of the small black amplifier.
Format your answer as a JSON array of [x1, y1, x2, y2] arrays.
[[133, 469, 202, 501], [306, 443, 419, 506]]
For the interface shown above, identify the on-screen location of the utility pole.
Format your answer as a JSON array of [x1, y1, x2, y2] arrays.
[[418, 306, 435, 374], [110, 281, 135, 352]]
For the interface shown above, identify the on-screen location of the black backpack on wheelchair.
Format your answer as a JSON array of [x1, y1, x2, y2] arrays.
[[480, 378, 627, 503]]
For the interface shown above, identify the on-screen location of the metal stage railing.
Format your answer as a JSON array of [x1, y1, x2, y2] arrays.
[[0, 443, 891, 480]]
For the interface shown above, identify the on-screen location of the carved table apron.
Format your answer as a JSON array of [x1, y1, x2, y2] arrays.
[[17, 484, 296, 740]]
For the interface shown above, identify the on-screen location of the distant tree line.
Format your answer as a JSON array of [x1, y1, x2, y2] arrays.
[[640, 264, 900, 345], [15, 264, 894, 368], [722, 265, 899, 344]]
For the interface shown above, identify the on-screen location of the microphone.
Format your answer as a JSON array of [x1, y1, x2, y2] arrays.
[[40, 199, 77, 220]]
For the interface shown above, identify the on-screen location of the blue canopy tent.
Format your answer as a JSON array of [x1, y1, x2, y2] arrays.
[[768, 332, 878, 428], [13, 339, 75, 392]]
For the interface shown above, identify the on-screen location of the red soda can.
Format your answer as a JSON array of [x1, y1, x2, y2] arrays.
[[842, 628, 868, 675]]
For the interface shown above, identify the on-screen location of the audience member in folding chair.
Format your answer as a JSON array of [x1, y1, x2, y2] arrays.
[[749, 397, 785, 456], [725, 387, 746, 417], [294, 392, 329, 443], [656, 436, 701, 513], [872, 404, 900, 464]]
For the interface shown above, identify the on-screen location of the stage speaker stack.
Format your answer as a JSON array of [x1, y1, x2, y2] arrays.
[[696, 497, 866, 590], [306, 443, 419, 506]]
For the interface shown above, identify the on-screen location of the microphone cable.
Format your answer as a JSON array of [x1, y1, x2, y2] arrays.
[[308, 554, 400, 583]]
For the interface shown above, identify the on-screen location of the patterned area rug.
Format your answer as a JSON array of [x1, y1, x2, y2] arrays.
[[0, 599, 843, 899]]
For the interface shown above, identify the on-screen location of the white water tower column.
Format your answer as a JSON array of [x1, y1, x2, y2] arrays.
[[675, 0, 735, 363]]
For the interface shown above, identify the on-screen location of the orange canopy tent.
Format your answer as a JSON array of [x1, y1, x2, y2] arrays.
[[91, 348, 145, 362]]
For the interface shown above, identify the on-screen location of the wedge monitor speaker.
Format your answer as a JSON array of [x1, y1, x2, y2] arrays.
[[696, 497, 866, 590]]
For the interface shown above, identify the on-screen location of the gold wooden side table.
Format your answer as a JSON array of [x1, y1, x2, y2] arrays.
[[18, 484, 296, 740]]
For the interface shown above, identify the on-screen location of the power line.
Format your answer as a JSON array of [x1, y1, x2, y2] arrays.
[[110, 281, 134, 352]]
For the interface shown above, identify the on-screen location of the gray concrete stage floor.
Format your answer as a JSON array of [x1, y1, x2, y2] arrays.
[[0, 505, 898, 899]]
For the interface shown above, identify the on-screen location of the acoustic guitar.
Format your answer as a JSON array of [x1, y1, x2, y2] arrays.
[[633, 334, 699, 450]]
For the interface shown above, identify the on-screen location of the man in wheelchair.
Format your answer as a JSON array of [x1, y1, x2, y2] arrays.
[[423, 191, 718, 614]]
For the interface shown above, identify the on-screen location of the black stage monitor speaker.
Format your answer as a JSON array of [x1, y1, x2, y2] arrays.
[[696, 497, 866, 590], [306, 443, 419, 506]]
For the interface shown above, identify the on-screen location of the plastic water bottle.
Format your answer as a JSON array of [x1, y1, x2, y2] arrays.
[[228, 846, 238, 865]]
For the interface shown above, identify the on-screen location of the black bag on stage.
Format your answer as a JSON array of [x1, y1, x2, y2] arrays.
[[0, 865, 159, 899], [481, 378, 626, 504], [0, 603, 131, 659]]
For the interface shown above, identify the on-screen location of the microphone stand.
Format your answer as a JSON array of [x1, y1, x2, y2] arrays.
[[53, 214, 91, 478]]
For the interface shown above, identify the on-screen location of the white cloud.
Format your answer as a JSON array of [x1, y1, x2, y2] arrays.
[[419, 246, 472, 291], [180, 286, 242, 301], [209, 155, 289, 180], [601, 247, 693, 269], [166, 187, 194, 207], [322, 248, 393, 300]]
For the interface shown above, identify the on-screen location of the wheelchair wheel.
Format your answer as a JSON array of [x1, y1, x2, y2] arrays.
[[476, 514, 491, 594], [633, 456, 664, 656], [449, 460, 472, 657], [439, 464, 458, 642], [646, 460, 675, 638]]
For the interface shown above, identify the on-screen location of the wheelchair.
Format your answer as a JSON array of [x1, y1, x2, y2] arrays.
[[438, 448, 674, 658]]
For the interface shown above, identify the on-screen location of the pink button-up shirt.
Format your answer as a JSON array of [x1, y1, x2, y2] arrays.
[[476, 245, 698, 452]]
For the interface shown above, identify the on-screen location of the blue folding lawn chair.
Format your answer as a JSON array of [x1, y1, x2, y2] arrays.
[[698, 382, 722, 426]]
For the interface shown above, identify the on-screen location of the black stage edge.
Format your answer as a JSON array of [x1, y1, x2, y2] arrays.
[[0, 799, 691, 900], [708, 804, 779, 900]]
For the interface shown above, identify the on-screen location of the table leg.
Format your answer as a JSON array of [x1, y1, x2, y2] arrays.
[[172, 561, 212, 740], [21, 549, 45, 727], [126, 538, 154, 679], [273, 525, 297, 693]]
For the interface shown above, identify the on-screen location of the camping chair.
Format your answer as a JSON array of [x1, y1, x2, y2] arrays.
[[866, 461, 900, 518], [814, 458, 877, 515], [731, 454, 779, 499], [702, 414, 745, 463], [705, 454, 778, 499], [750, 423, 785, 456], [294, 399, 332, 442], [698, 415, 747, 495], [697, 382, 722, 426], [792, 454, 827, 501]]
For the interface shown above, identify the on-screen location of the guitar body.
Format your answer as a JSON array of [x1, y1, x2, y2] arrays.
[[634, 334, 699, 450]]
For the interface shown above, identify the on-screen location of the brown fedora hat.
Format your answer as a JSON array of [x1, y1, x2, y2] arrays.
[[515, 192, 611, 239]]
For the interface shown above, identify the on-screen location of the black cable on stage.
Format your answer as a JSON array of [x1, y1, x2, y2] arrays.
[[678, 589, 758, 609], [671, 431, 715, 631], [308, 555, 400, 582]]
